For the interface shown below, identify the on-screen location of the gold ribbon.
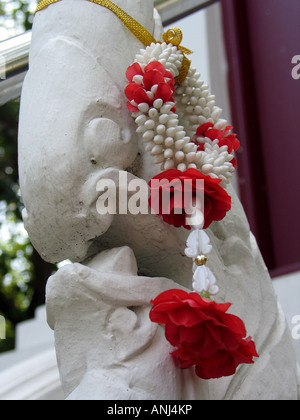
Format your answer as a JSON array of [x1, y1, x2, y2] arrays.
[[35, 0, 192, 83], [162, 27, 193, 56], [161, 27, 193, 84]]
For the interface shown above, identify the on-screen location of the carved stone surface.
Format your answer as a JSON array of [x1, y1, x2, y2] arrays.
[[18, 0, 299, 400], [47, 246, 210, 400]]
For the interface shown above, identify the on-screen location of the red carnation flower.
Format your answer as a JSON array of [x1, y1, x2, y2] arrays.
[[195, 122, 240, 154], [150, 289, 259, 380], [125, 61, 176, 112], [149, 168, 231, 230]]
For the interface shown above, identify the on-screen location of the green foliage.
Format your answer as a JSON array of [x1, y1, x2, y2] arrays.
[[0, 213, 33, 312], [11, 0, 34, 31], [0, 101, 21, 213], [0, 205, 34, 353], [0, 0, 34, 40], [0, 100, 34, 352]]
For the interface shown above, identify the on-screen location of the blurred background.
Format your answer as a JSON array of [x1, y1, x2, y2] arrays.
[[0, 0, 299, 399], [0, 0, 54, 355]]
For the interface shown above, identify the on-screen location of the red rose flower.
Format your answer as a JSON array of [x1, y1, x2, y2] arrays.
[[149, 168, 231, 230], [125, 61, 176, 112], [195, 122, 240, 154], [150, 289, 259, 380]]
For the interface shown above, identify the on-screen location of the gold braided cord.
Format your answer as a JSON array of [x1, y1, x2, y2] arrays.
[[162, 27, 192, 84], [84, 0, 157, 47], [175, 55, 191, 85], [35, 0, 61, 13], [162, 27, 193, 56], [35, 0, 192, 83], [35, 0, 156, 46]]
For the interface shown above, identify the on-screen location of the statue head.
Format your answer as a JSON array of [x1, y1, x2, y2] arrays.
[[18, 0, 159, 263]]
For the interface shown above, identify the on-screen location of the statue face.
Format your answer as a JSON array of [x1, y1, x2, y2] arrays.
[[18, 0, 154, 263]]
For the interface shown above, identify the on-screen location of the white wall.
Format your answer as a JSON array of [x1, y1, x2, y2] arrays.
[[0, 306, 63, 400], [273, 272, 300, 365], [168, 8, 211, 88]]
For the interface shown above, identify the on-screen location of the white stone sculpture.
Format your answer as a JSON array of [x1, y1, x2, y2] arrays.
[[18, 0, 299, 400]]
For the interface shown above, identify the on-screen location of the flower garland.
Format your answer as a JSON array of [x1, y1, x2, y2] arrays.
[[125, 30, 258, 380], [34, 0, 258, 382], [125, 41, 239, 185]]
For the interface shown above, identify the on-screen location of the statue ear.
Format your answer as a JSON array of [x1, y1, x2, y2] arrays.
[[83, 117, 139, 171]]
